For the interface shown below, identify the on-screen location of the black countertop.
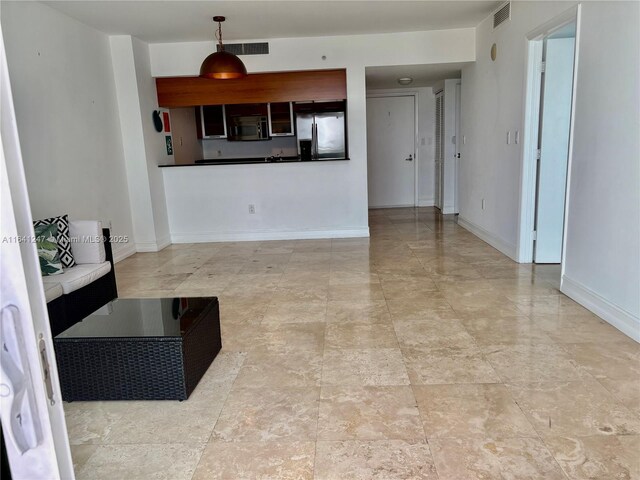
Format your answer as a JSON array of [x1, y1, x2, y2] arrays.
[[159, 156, 349, 167]]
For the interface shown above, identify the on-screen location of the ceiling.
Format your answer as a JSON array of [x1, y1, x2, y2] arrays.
[[366, 63, 468, 90], [44, 1, 501, 44]]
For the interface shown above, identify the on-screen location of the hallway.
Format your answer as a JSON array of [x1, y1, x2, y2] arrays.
[[66, 207, 639, 479]]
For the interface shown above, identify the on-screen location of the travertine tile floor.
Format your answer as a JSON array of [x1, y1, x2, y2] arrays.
[[66, 207, 640, 479]]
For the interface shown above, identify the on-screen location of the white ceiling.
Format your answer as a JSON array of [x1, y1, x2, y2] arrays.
[[44, 1, 501, 44], [366, 62, 468, 89]]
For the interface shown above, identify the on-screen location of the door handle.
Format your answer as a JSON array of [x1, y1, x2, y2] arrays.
[[1, 305, 41, 453], [405, 154, 413, 161]]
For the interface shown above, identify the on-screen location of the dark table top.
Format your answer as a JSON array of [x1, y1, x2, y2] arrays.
[[55, 297, 217, 339]]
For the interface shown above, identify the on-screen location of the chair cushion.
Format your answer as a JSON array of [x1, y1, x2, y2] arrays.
[[44, 283, 63, 302], [42, 262, 111, 294], [69, 220, 106, 264]]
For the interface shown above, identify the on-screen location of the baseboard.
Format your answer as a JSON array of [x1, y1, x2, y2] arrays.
[[561, 275, 640, 343], [112, 243, 136, 263], [457, 216, 518, 261], [135, 235, 171, 253], [155, 235, 171, 251], [171, 227, 370, 243], [441, 205, 458, 215], [369, 204, 414, 209], [418, 198, 435, 207]]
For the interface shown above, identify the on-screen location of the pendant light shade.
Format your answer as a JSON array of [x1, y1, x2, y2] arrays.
[[199, 16, 247, 80]]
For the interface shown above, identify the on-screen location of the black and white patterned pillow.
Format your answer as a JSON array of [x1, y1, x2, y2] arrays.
[[33, 214, 76, 268]]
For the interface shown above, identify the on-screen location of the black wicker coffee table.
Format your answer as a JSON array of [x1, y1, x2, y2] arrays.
[[54, 297, 221, 401]]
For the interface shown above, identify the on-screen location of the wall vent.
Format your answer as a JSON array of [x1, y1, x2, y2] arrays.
[[493, 2, 511, 29], [217, 42, 269, 55]]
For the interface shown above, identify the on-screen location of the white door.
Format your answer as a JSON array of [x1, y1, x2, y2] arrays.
[[1, 26, 74, 479], [434, 93, 444, 210], [534, 37, 575, 263], [367, 96, 415, 208]]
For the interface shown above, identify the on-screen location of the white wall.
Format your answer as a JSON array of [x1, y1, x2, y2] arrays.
[[162, 162, 368, 241], [2, 2, 135, 261], [561, 1, 640, 341], [151, 28, 474, 240], [150, 29, 476, 77], [366, 87, 436, 206], [110, 35, 172, 252], [458, 1, 578, 258], [131, 37, 172, 249], [459, 1, 639, 340]]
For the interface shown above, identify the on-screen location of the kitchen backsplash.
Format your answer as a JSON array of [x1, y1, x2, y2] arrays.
[[201, 136, 298, 159]]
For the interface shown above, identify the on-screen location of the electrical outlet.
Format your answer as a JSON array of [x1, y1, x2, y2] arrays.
[[481, 198, 485, 210], [248, 204, 256, 214]]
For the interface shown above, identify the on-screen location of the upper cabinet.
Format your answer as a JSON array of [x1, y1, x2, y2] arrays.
[[268, 102, 294, 136], [293, 100, 347, 114], [156, 69, 347, 108], [196, 105, 226, 139]]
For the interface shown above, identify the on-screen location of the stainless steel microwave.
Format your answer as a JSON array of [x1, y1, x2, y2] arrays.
[[229, 115, 269, 141]]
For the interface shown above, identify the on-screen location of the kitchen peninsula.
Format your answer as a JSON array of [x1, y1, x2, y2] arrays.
[[156, 68, 368, 243]]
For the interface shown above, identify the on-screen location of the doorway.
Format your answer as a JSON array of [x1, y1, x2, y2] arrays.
[[535, 31, 575, 263], [435, 91, 444, 210], [519, 8, 578, 265], [434, 79, 461, 214], [366, 95, 416, 208]]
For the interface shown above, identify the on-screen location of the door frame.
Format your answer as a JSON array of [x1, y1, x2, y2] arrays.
[[366, 91, 419, 207], [1, 24, 74, 478], [434, 89, 444, 211], [517, 5, 580, 265]]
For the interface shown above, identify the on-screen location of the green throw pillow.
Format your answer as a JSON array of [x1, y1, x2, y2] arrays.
[[34, 223, 63, 276]]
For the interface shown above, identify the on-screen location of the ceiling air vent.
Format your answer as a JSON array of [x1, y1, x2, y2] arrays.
[[217, 42, 269, 55], [493, 2, 511, 29]]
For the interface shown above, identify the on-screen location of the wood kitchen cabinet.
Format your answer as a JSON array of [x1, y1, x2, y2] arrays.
[[225, 103, 268, 118], [156, 69, 347, 108], [195, 105, 226, 139], [268, 102, 294, 136], [293, 100, 346, 114]]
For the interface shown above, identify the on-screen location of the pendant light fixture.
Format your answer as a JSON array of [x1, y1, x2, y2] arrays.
[[199, 16, 247, 80]]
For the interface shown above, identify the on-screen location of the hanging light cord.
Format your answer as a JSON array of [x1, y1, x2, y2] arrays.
[[215, 21, 224, 51]]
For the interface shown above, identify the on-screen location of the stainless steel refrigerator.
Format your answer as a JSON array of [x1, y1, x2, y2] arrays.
[[296, 112, 346, 160]]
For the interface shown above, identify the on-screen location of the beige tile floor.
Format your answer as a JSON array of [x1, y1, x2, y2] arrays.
[[65, 207, 640, 480]]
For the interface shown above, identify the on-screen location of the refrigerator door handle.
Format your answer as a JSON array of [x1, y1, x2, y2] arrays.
[[312, 122, 317, 159]]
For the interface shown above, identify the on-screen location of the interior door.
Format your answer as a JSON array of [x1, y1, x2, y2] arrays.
[[366, 95, 415, 208], [435, 93, 444, 210], [534, 36, 575, 263], [1, 26, 74, 479]]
